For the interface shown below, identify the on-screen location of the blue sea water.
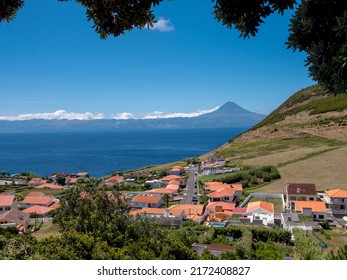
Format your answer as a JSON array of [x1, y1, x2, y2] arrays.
[[0, 128, 247, 177]]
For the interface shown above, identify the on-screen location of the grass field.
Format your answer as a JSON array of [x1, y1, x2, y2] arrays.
[[31, 221, 60, 240], [253, 145, 347, 193]]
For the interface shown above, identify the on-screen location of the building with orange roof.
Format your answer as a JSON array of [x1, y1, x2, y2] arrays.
[[323, 189, 347, 215], [101, 175, 125, 187], [169, 204, 205, 222], [49, 201, 61, 209], [204, 182, 231, 192], [146, 188, 175, 198], [292, 200, 327, 221], [246, 201, 275, 225], [166, 184, 179, 194], [21, 195, 56, 209], [160, 175, 181, 184], [207, 187, 236, 203], [170, 166, 183, 176], [129, 207, 185, 226], [130, 195, 162, 209], [206, 202, 235, 214], [28, 177, 44, 186], [66, 177, 78, 185], [0, 209, 29, 231], [285, 183, 318, 207], [35, 183, 64, 190], [0, 193, 18, 214], [231, 183, 243, 196], [205, 202, 235, 222], [22, 205, 53, 216]]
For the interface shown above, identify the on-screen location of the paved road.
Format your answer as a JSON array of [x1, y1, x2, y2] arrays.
[[182, 166, 199, 204]]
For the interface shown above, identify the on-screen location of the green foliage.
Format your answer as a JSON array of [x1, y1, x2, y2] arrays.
[[287, 0, 347, 93], [250, 227, 292, 244], [0, 0, 24, 22], [253, 85, 347, 129], [251, 242, 285, 260], [213, 0, 295, 38], [19, 171, 39, 179], [293, 229, 325, 260], [200, 165, 281, 188], [327, 245, 347, 260]]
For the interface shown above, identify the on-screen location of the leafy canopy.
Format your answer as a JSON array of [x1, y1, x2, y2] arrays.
[[1, 0, 346, 93]]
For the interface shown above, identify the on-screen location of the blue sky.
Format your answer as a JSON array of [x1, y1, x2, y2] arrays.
[[0, 0, 314, 119]]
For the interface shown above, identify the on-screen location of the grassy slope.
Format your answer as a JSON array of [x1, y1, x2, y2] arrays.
[[204, 85, 347, 192]]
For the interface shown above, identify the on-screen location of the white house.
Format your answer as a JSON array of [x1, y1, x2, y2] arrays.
[[246, 201, 274, 225]]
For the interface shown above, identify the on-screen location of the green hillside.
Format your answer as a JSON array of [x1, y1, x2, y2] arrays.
[[253, 85, 347, 129], [205, 85, 347, 192]]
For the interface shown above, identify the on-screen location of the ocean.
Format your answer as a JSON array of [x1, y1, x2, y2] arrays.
[[0, 127, 247, 177]]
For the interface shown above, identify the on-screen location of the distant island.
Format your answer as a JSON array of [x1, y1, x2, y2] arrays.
[[0, 102, 266, 132]]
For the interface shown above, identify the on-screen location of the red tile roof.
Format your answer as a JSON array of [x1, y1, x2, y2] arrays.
[[169, 204, 204, 216], [22, 195, 55, 206], [49, 202, 61, 209], [132, 195, 162, 204], [147, 188, 175, 195], [246, 201, 274, 214], [287, 183, 317, 195], [325, 189, 347, 199], [0, 194, 15, 207], [231, 183, 243, 191], [294, 201, 327, 213], [168, 179, 180, 186], [67, 178, 78, 184], [130, 208, 166, 216], [22, 205, 53, 215], [206, 202, 236, 212], [233, 208, 247, 215], [161, 175, 181, 181], [35, 183, 64, 190], [106, 175, 124, 183], [207, 187, 235, 198]]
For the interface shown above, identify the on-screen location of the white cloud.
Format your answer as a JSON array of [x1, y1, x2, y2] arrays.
[[0, 106, 220, 121], [0, 110, 104, 121], [148, 17, 174, 32], [112, 112, 136, 120], [141, 106, 220, 119]]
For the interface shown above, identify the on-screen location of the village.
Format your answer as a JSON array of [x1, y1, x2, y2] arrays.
[[1, 156, 347, 257]]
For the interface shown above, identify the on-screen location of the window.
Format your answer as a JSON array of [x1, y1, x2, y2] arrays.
[[313, 214, 317, 219], [319, 215, 324, 220], [309, 197, 314, 201]]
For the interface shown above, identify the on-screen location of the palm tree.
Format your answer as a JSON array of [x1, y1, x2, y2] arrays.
[[163, 194, 170, 208]]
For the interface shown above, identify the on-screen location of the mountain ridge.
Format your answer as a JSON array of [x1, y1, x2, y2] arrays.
[[0, 102, 266, 132]]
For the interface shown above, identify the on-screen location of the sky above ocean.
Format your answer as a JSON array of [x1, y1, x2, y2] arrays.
[[0, 0, 314, 118]]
